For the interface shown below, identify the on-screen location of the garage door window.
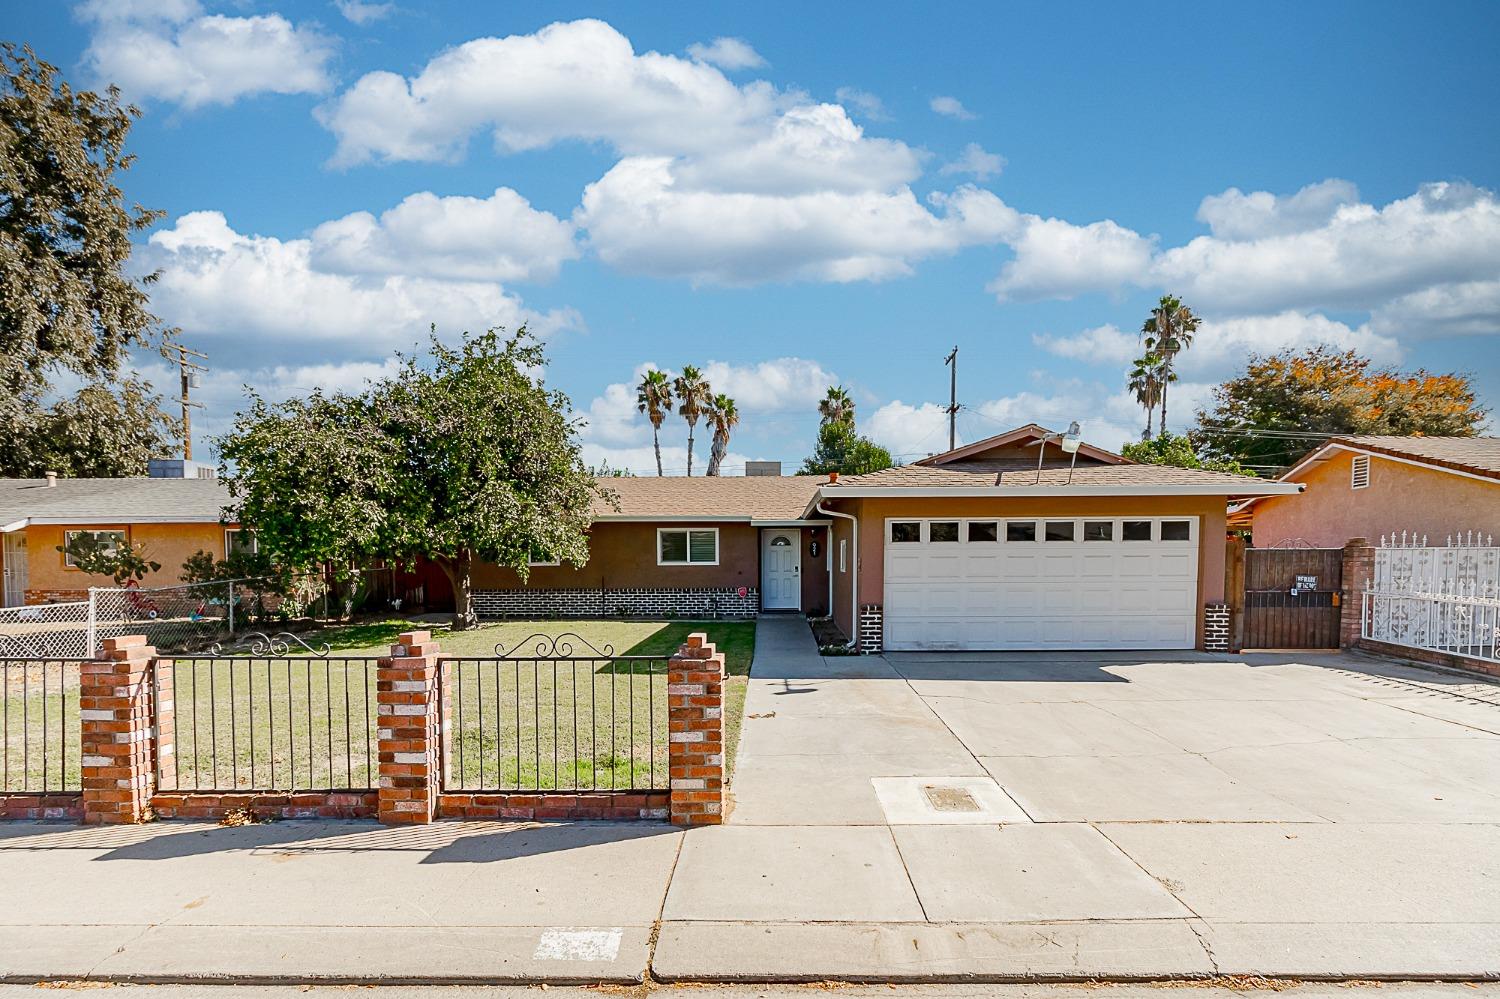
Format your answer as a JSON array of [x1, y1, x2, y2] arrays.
[[929, 521, 960, 543], [891, 522, 921, 543], [1122, 520, 1152, 541], [1083, 521, 1113, 542], [1045, 521, 1075, 542], [968, 521, 998, 543], [1006, 522, 1037, 542], [1160, 520, 1192, 541]]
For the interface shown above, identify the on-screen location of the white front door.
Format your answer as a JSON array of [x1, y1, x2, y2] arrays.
[[883, 516, 1200, 650], [761, 529, 801, 611], [2, 533, 28, 607]]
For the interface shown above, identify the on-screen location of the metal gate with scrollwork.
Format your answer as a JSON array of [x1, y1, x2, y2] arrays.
[[1243, 548, 1343, 650]]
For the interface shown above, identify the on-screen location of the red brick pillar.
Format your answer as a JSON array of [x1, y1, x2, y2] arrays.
[[80, 636, 159, 824], [668, 632, 725, 826], [1340, 537, 1375, 649], [377, 630, 443, 825]]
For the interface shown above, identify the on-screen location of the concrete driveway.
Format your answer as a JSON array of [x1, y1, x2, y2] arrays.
[[655, 616, 1500, 980]]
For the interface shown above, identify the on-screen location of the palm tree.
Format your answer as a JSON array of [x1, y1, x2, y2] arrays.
[[818, 385, 856, 427], [705, 394, 740, 476], [672, 365, 712, 475], [1140, 294, 1201, 437], [635, 369, 674, 476], [1127, 354, 1165, 441]]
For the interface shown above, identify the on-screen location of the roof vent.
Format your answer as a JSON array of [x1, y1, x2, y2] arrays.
[[44, 471, 57, 488], [1350, 454, 1370, 490], [745, 460, 782, 477]]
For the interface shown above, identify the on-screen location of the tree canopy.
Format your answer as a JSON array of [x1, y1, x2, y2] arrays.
[[220, 328, 607, 627], [0, 44, 177, 474], [1121, 432, 1253, 477], [800, 420, 893, 476], [1194, 346, 1488, 471]]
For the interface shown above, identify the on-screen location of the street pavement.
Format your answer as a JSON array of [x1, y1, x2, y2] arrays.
[[2, 616, 1498, 983]]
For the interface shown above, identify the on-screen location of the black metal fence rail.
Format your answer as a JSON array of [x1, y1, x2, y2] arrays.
[[441, 634, 669, 792], [2, 655, 88, 793], [158, 652, 382, 792]]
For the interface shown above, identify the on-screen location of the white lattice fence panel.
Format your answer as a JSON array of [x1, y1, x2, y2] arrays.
[[0, 600, 93, 658]]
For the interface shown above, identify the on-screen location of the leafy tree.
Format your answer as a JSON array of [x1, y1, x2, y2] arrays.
[[219, 328, 607, 629], [57, 533, 160, 585], [1194, 346, 1488, 471], [672, 365, 711, 476], [1140, 295, 1200, 436], [1121, 432, 1253, 477], [0, 44, 178, 473], [704, 393, 739, 476], [181, 545, 300, 623], [817, 385, 856, 427], [634, 369, 673, 476], [0, 375, 179, 477], [0, 45, 164, 418], [1127, 354, 1165, 441], [799, 420, 893, 476]]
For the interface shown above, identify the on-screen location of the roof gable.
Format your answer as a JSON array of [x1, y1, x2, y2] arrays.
[[915, 424, 1127, 467]]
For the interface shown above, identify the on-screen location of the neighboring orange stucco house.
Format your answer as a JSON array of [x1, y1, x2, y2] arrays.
[[0, 472, 239, 606], [1236, 436, 1500, 549]]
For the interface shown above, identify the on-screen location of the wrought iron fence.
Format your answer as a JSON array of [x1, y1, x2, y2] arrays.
[[157, 633, 381, 791], [1363, 587, 1500, 665], [1, 648, 87, 793], [441, 633, 669, 792]]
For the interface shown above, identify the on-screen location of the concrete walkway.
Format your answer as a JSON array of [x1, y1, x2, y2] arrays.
[[3, 618, 1498, 984]]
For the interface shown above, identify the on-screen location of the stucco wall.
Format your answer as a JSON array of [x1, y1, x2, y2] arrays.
[[471, 522, 762, 591], [22, 522, 232, 601], [1252, 450, 1500, 549], [826, 495, 1229, 647]]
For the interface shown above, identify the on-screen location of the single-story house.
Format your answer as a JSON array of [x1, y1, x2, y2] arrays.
[[0, 467, 239, 606], [1231, 435, 1500, 549], [474, 424, 1299, 652]]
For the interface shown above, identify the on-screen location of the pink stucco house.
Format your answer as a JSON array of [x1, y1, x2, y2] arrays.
[[1235, 436, 1500, 548]]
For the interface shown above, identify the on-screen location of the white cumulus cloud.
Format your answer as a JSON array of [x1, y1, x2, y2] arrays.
[[335, 0, 395, 25], [309, 187, 578, 283], [835, 86, 888, 121], [930, 95, 975, 120], [989, 216, 1156, 301], [1196, 178, 1361, 241], [686, 36, 766, 70], [940, 143, 1005, 181], [80, 2, 334, 108]]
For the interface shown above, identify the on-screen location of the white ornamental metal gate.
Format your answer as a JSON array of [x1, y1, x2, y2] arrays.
[[1363, 531, 1500, 665]]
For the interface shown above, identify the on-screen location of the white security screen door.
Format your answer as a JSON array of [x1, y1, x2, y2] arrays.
[[883, 517, 1199, 651], [761, 530, 801, 610], [2, 533, 28, 608]]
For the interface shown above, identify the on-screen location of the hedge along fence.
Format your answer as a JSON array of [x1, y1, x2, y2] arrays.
[[0, 631, 725, 826]]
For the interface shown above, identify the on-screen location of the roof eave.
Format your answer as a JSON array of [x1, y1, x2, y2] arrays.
[[814, 482, 1304, 502]]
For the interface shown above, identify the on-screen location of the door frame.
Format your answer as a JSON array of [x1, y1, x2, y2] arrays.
[[2, 531, 27, 608], [759, 528, 802, 612]]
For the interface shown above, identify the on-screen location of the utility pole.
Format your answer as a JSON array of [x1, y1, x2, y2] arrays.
[[943, 345, 959, 452], [164, 339, 208, 460]]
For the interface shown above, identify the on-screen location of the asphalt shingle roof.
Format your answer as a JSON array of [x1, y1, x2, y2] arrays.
[[591, 475, 823, 521], [0, 477, 232, 526], [1329, 436, 1500, 480]]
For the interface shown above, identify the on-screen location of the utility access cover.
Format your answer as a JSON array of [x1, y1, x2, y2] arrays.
[[922, 785, 980, 812]]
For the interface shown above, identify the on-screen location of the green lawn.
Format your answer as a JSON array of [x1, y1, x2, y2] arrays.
[[4, 618, 755, 795]]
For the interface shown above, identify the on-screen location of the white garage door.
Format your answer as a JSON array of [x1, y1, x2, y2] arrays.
[[883, 516, 1200, 651]]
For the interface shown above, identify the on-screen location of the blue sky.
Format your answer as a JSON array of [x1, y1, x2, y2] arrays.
[[15, 1, 1500, 471]]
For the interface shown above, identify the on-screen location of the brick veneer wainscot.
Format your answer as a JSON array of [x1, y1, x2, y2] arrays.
[[376, 631, 443, 824], [473, 586, 758, 619], [667, 633, 726, 825], [80, 636, 161, 824]]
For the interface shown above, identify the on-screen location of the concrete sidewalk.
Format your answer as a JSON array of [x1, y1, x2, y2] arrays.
[[3, 620, 1498, 984]]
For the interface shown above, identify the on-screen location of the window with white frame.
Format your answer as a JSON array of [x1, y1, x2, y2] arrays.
[[1350, 454, 1371, 490], [225, 529, 258, 554], [658, 528, 718, 565], [63, 529, 126, 567]]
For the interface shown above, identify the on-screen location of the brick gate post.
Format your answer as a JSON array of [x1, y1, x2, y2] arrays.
[[80, 636, 159, 824], [667, 633, 725, 826], [1340, 538, 1375, 649], [377, 630, 443, 824]]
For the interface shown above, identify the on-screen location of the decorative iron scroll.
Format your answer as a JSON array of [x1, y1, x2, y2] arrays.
[[494, 632, 617, 659], [209, 630, 332, 657]]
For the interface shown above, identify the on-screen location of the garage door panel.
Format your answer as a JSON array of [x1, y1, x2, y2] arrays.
[[883, 516, 1200, 652]]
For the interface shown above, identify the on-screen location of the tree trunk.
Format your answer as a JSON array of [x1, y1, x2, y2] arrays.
[[1158, 368, 1170, 438], [652, 425, 663, 476], [1143, 406, 1153, 441], [708, 432, 726, 476], [434, 550, 477, 630], [686, 421, 695, 476]]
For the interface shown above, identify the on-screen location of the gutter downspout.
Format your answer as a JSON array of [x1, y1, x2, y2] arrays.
[[814, 501, 858, 650]]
